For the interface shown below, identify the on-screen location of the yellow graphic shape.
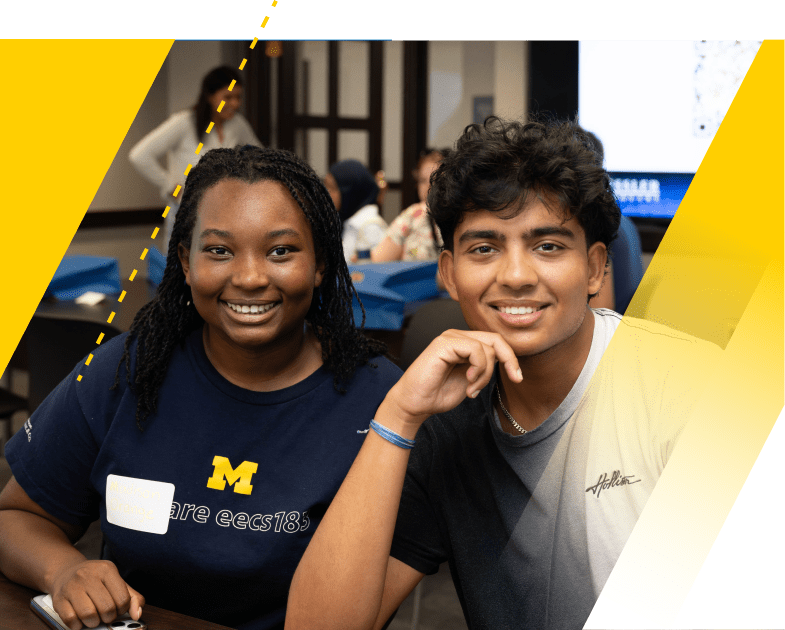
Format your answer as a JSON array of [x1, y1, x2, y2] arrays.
[[587, 40, 783, 627], [0, 40, 172, 378], [206, 456, 259, 495]]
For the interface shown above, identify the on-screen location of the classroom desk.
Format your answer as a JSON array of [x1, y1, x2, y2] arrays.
[[35, 277, 157, 334], [0, 572, 233, 630]]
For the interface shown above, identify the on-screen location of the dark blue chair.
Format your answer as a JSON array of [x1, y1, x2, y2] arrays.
[[611, 215, 645, 315]]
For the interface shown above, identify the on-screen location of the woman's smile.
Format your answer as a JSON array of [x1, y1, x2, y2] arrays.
[[223, 300, 279, 316]]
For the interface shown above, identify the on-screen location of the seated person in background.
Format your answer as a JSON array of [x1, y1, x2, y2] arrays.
[[372, 149, 447, 262], [324, 159, 387, 263], [0, 146, 400, 630], [583, 129, 644, 313], [286, 117, 721, 630]]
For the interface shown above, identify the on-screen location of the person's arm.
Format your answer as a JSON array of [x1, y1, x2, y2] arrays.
[[343, 224, 358, 264], [286, 330, 521, 630], [363, 220, 389, 253], [0, 477, 144, 630], [372, 207, 413, 263], [129, 112, 189, 201], [371, 236, 404, 262]]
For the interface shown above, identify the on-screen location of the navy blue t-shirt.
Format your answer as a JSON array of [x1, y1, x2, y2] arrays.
[[6, 328, 401, 629]]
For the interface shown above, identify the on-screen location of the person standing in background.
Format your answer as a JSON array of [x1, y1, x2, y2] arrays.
[[130, 65, 262, 250]]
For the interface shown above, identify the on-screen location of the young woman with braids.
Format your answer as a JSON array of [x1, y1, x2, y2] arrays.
[[0, 146, 401, 630]]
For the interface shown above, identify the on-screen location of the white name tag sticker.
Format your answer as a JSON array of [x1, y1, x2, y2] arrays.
[[105, 475, 175, 534]]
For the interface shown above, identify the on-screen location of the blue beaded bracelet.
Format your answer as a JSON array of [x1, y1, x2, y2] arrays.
[[369, 419, 416, 450]]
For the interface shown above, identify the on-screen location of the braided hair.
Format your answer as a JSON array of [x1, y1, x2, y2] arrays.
[[116, 145, 386, 430]]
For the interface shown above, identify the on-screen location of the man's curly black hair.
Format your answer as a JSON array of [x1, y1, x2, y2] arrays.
[[428, 116, 621, 253], [115, 145, 385, 430]]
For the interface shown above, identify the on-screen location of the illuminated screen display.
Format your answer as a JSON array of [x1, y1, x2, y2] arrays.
[[578, 41, 760, 218]]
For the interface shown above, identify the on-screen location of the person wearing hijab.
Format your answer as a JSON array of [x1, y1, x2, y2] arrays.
[[324, 159, 388, 263]]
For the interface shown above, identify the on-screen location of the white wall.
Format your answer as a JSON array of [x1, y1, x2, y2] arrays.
[[429, 41, 528, 148]]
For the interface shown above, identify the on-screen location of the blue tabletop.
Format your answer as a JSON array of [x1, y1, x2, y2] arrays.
[[349, 261, 440, 330]]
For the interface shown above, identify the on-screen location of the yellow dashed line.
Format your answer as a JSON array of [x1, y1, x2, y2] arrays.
[[272, 0, 277, 6], [71, 20, 267, 388]]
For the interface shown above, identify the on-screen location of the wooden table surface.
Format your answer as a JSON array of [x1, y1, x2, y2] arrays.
[[0, 573, 233, 630]]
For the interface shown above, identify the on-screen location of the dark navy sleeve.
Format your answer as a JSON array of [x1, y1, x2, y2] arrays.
[[5, 334, 130, 527], [390, 421, 448, 575]]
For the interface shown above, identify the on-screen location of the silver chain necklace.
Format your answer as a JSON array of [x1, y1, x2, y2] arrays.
[[496, 384, 528, 435]]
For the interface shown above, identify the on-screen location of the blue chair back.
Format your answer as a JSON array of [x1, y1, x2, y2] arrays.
[[611, 215, 645, 314]]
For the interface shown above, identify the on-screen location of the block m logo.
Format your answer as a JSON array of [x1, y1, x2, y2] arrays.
[[206, 456, 258, 495]]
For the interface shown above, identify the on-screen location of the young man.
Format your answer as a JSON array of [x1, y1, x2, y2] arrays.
[[286, 118, 720, 630]]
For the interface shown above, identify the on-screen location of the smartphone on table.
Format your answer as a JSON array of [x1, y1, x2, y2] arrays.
[[30, 594, 147, 630]]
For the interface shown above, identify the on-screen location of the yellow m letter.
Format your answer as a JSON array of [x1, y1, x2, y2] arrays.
[[206, 456, 258, 495]]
